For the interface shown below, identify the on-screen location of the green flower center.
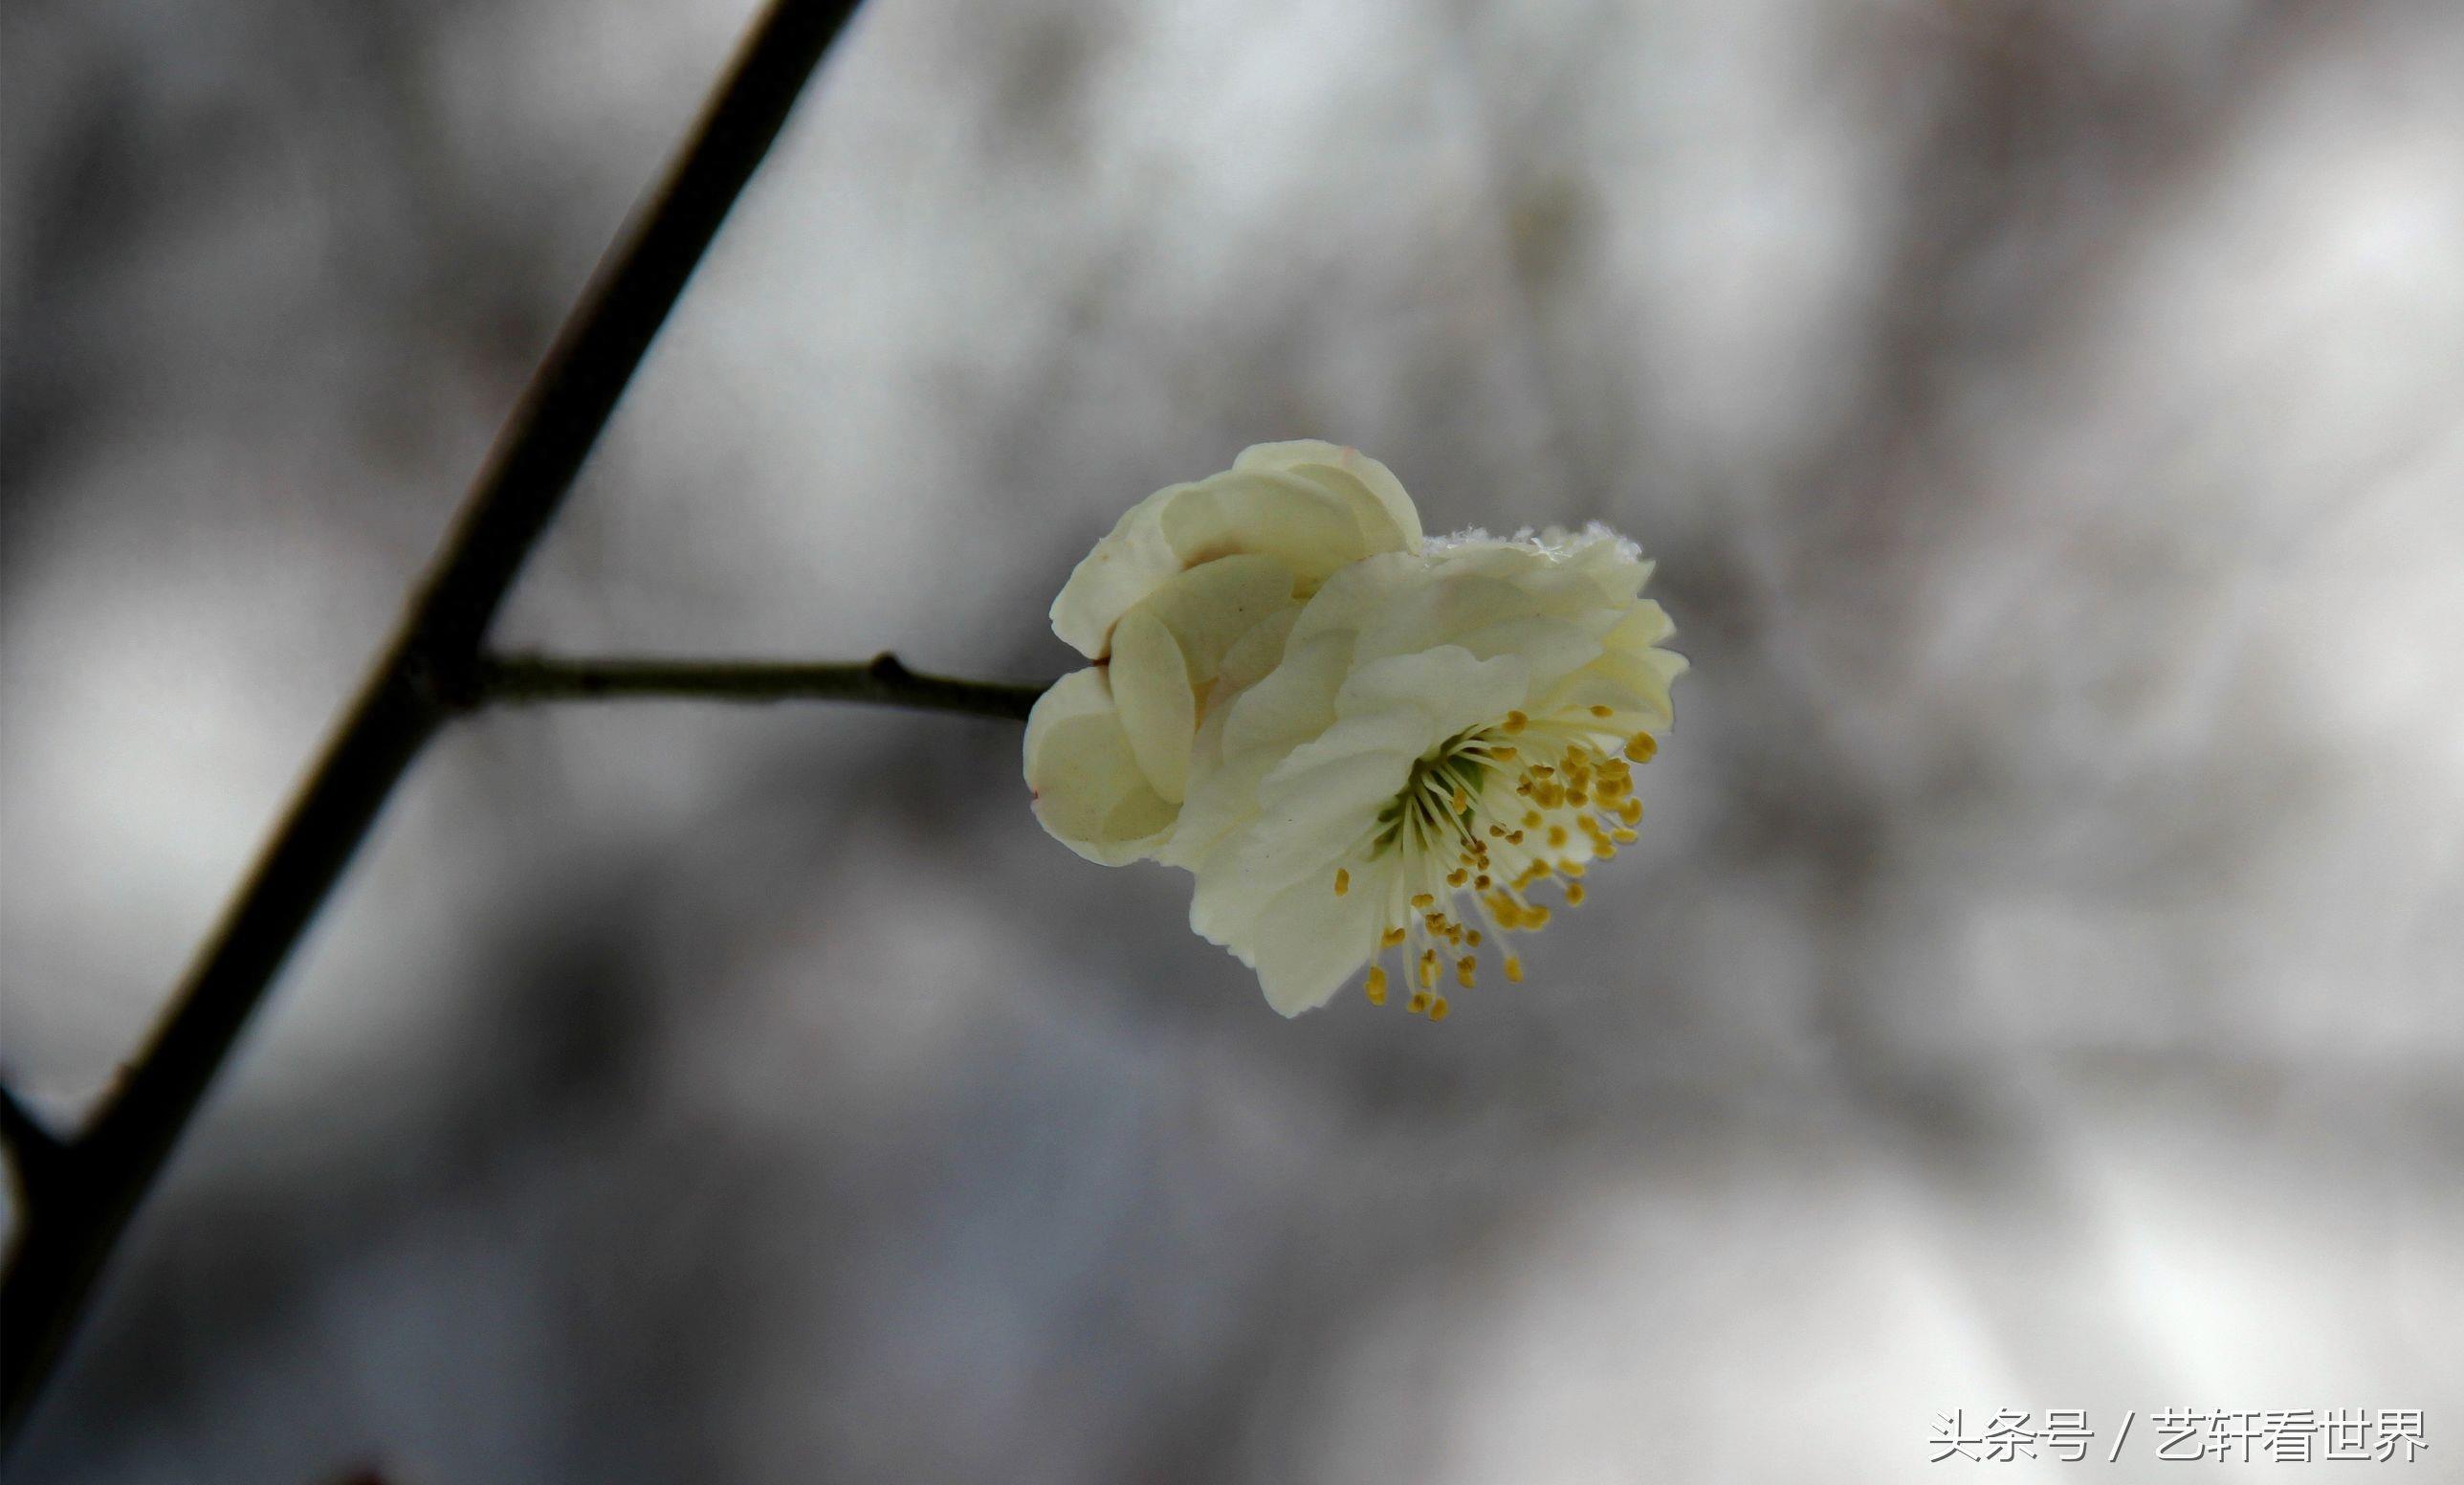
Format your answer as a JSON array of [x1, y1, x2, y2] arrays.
[[1372, 730, 1490, 856]]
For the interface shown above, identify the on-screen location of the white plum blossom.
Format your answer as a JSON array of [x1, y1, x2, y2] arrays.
[[1025, 444, 1684, 1018], [1025, 441, 1419, 862]]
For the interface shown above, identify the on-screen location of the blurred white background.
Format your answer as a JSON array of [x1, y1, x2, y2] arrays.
[[4, 0, 2460, 1479]]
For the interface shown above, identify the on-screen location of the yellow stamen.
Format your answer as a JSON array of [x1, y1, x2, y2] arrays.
[[1333, 867, 1350, 897], [1411, 893, 1435, 910], [1623, 733, 1658, 763], [1565, 882, 1586, 906], [1504, 711, 1529, 734], [1364, 966, 1387, 1005], [1590, 704, 1616, 719], [1428, 997, 1451, 1022]]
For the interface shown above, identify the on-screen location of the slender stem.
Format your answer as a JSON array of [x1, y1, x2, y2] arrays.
[[0, 1085, 64, 1205], [0, 0, 866, 1451], [473, 653, 1048, 721]]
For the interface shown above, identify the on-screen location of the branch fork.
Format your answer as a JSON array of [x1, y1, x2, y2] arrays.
[[0, 0, 1044, 1450]]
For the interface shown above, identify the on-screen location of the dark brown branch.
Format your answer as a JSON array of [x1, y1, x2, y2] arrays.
[[0, 0, 866, 1451], [471, 653, 1047, 721], [0, 1082, 65, 1205]]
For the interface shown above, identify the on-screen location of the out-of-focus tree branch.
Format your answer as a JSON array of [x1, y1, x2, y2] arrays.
[[0, 1084, 65, 1200], [469, 653, 1047, 720], [0, 0, 869, 1452]]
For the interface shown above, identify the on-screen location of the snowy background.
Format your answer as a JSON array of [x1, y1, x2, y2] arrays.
[[4, 0, 2460, 1479]]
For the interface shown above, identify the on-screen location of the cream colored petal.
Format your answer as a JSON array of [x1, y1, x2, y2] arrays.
[[1023, 668, 1177, 864], [1218, 629, 1355, 766], [1154, 587, 1369, 875], [1198, 614, 1533, 872], [1185, 646, 1532, 1006], [1559, 537, 1651, 605], [1187, 831, 1386, 1016], [1365, 572, 1545, 653], [1243, 875, 1386, 1017], [1157, 747, 1275, 871], [1168, 613, 1312, 874], [1224, 745, 1420, 890], [1353, 555, 1614, 668], [1211, 603, 1300, 701], [1305, 467, 1417, 553], [1626, 645, 1690, 723], [1124, 553, 1299, 687], [1051, 449, 1421, 660], [1331, 646, 1533, 737], [1158, 471, 1370, 587], [1109, 607, 1198, 805], [1440, 614, 1607, 691], [1273, 461, 1419, 556], [1281, 549, 1424, 650], [1234, 440, 1423, 549], [1048, 481, 1195, 659], [1604, 598, 1676, 653], [1538, 647, 1682, 728]]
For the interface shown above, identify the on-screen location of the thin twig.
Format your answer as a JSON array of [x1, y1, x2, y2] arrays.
[[471, 653, 1047, 720], [0, 0, 866, 1451], [0, 1082, 65, 1202]]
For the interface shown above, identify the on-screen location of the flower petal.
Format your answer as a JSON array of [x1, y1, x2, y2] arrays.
[[1244, 874, 1386, 1016], [1604, 598, 1676, 652], [1048, 482, 1190, 659], [1023, 668, 1177, 864], [1233, 440, 1423, 550], [1217, 630, 1357, 769], [1211, 603, 1300, 702], [1109, 607, 1198, 805], [1157, 471, 1373, 588], [1124, 553, 1299, 687], [1186, 646, 1530, 996], [1331, 646, 1533, 738], [1188, 836, 1388, 1017]]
